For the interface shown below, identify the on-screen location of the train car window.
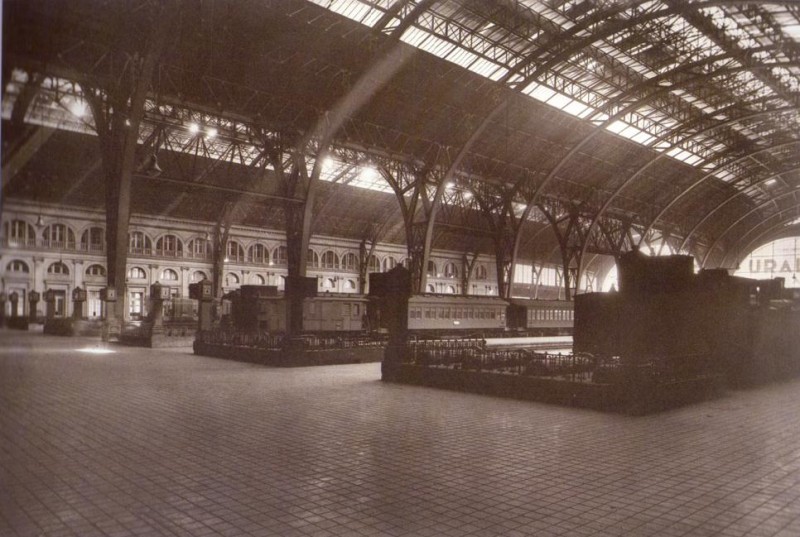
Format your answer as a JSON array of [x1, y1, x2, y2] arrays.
[[309, 302, 316, 314], [490, 310, 496, 319], [438, 308, 444, 319], [353, 304, 360, 317], [444, 308, 451, 319]]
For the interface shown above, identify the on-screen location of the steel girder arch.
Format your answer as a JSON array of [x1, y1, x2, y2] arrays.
[[514, 215, 562, 298], [643, 139, 800, 240], [579, 103, 800, 267], [701, 188, 800, 267], [742, 223, 800, 256], [673, 1, 800, 107], [430, 2, 776, 293], [581, 252, 617, 293], [372, 0, 439, 36], [535, 200, 598, 300], [379, 159, 450, 293], [555, 54, 800, 259], [439, 1, 677, 182], [573, 92, 800, 268], [470, 180, 535, 299], [422, 2, 678, 294], [524, 53, 800, 228], [678, 162, 800, 252], [721, 206, 800, 270]]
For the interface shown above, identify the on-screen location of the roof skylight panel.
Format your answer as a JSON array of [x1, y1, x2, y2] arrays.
[[359, 8, 385, 27], [401, 27, 429, 47], [325, 0, 371, 23], [469, 57, 506, 80], [445, 46, 479, 68], [523, 82, 556, 101], [418, 34, 457, 57]]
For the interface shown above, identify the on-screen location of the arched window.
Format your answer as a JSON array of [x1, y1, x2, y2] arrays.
[[252, 274, 266, 285], [446, 285, 456, 294], [192, 270, 207, 283], [427, 260, 437, 277], [306, 249, 320, 268], [188, 238, 211, 259], [128, 266, 147, 280], [343, 279, 356, 291], [273, 245, 288, 266], [426, 283, 435, 293], [225, 241, 244, 262], [224, 272, 240, 287], [4, 220, 36, 246], [42, 224, 75, 249], [156, 234, 183, 257], [382, 256, 398, 272], [249, 243, 269, 264], [6, 260, 29, 273], [475, 264, 488, 280], [321, 278, 335, 289], [367, 255, 381, 273], [444, 262, 458, 278], [47, 262, 70, 275], [161, 269, 179, 281], [320, 250, 338, 269], [86, 264, 106, 277], [341, 252, 359, 271], [80, 227, 105, 252], [129, 231, 152, 255]]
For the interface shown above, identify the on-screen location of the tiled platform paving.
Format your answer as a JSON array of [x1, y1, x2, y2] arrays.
[[2, 330, 800, 536]]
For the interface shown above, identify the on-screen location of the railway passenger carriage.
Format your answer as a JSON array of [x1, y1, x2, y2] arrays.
[[506, 299, 574, 336], [406, 294, 508, 332]]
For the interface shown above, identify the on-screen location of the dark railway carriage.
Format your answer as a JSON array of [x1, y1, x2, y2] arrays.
[[228, 287, 368, 333], [302, 294, 368, 332], [506, 299, 574, 336]]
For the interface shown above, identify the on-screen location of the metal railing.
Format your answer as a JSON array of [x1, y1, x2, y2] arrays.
[[196, 330, 388, 351], [406, 339, 713, 385]]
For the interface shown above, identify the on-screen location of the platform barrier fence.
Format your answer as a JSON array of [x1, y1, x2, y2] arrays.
[[406, 339, 713, 385], [196, 330, 387, 351]]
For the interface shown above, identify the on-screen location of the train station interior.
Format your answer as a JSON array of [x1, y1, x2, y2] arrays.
[[3, 1, 800, 535]]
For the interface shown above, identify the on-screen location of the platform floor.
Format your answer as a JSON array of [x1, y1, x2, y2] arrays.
[[2, 330, 800, 537]]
